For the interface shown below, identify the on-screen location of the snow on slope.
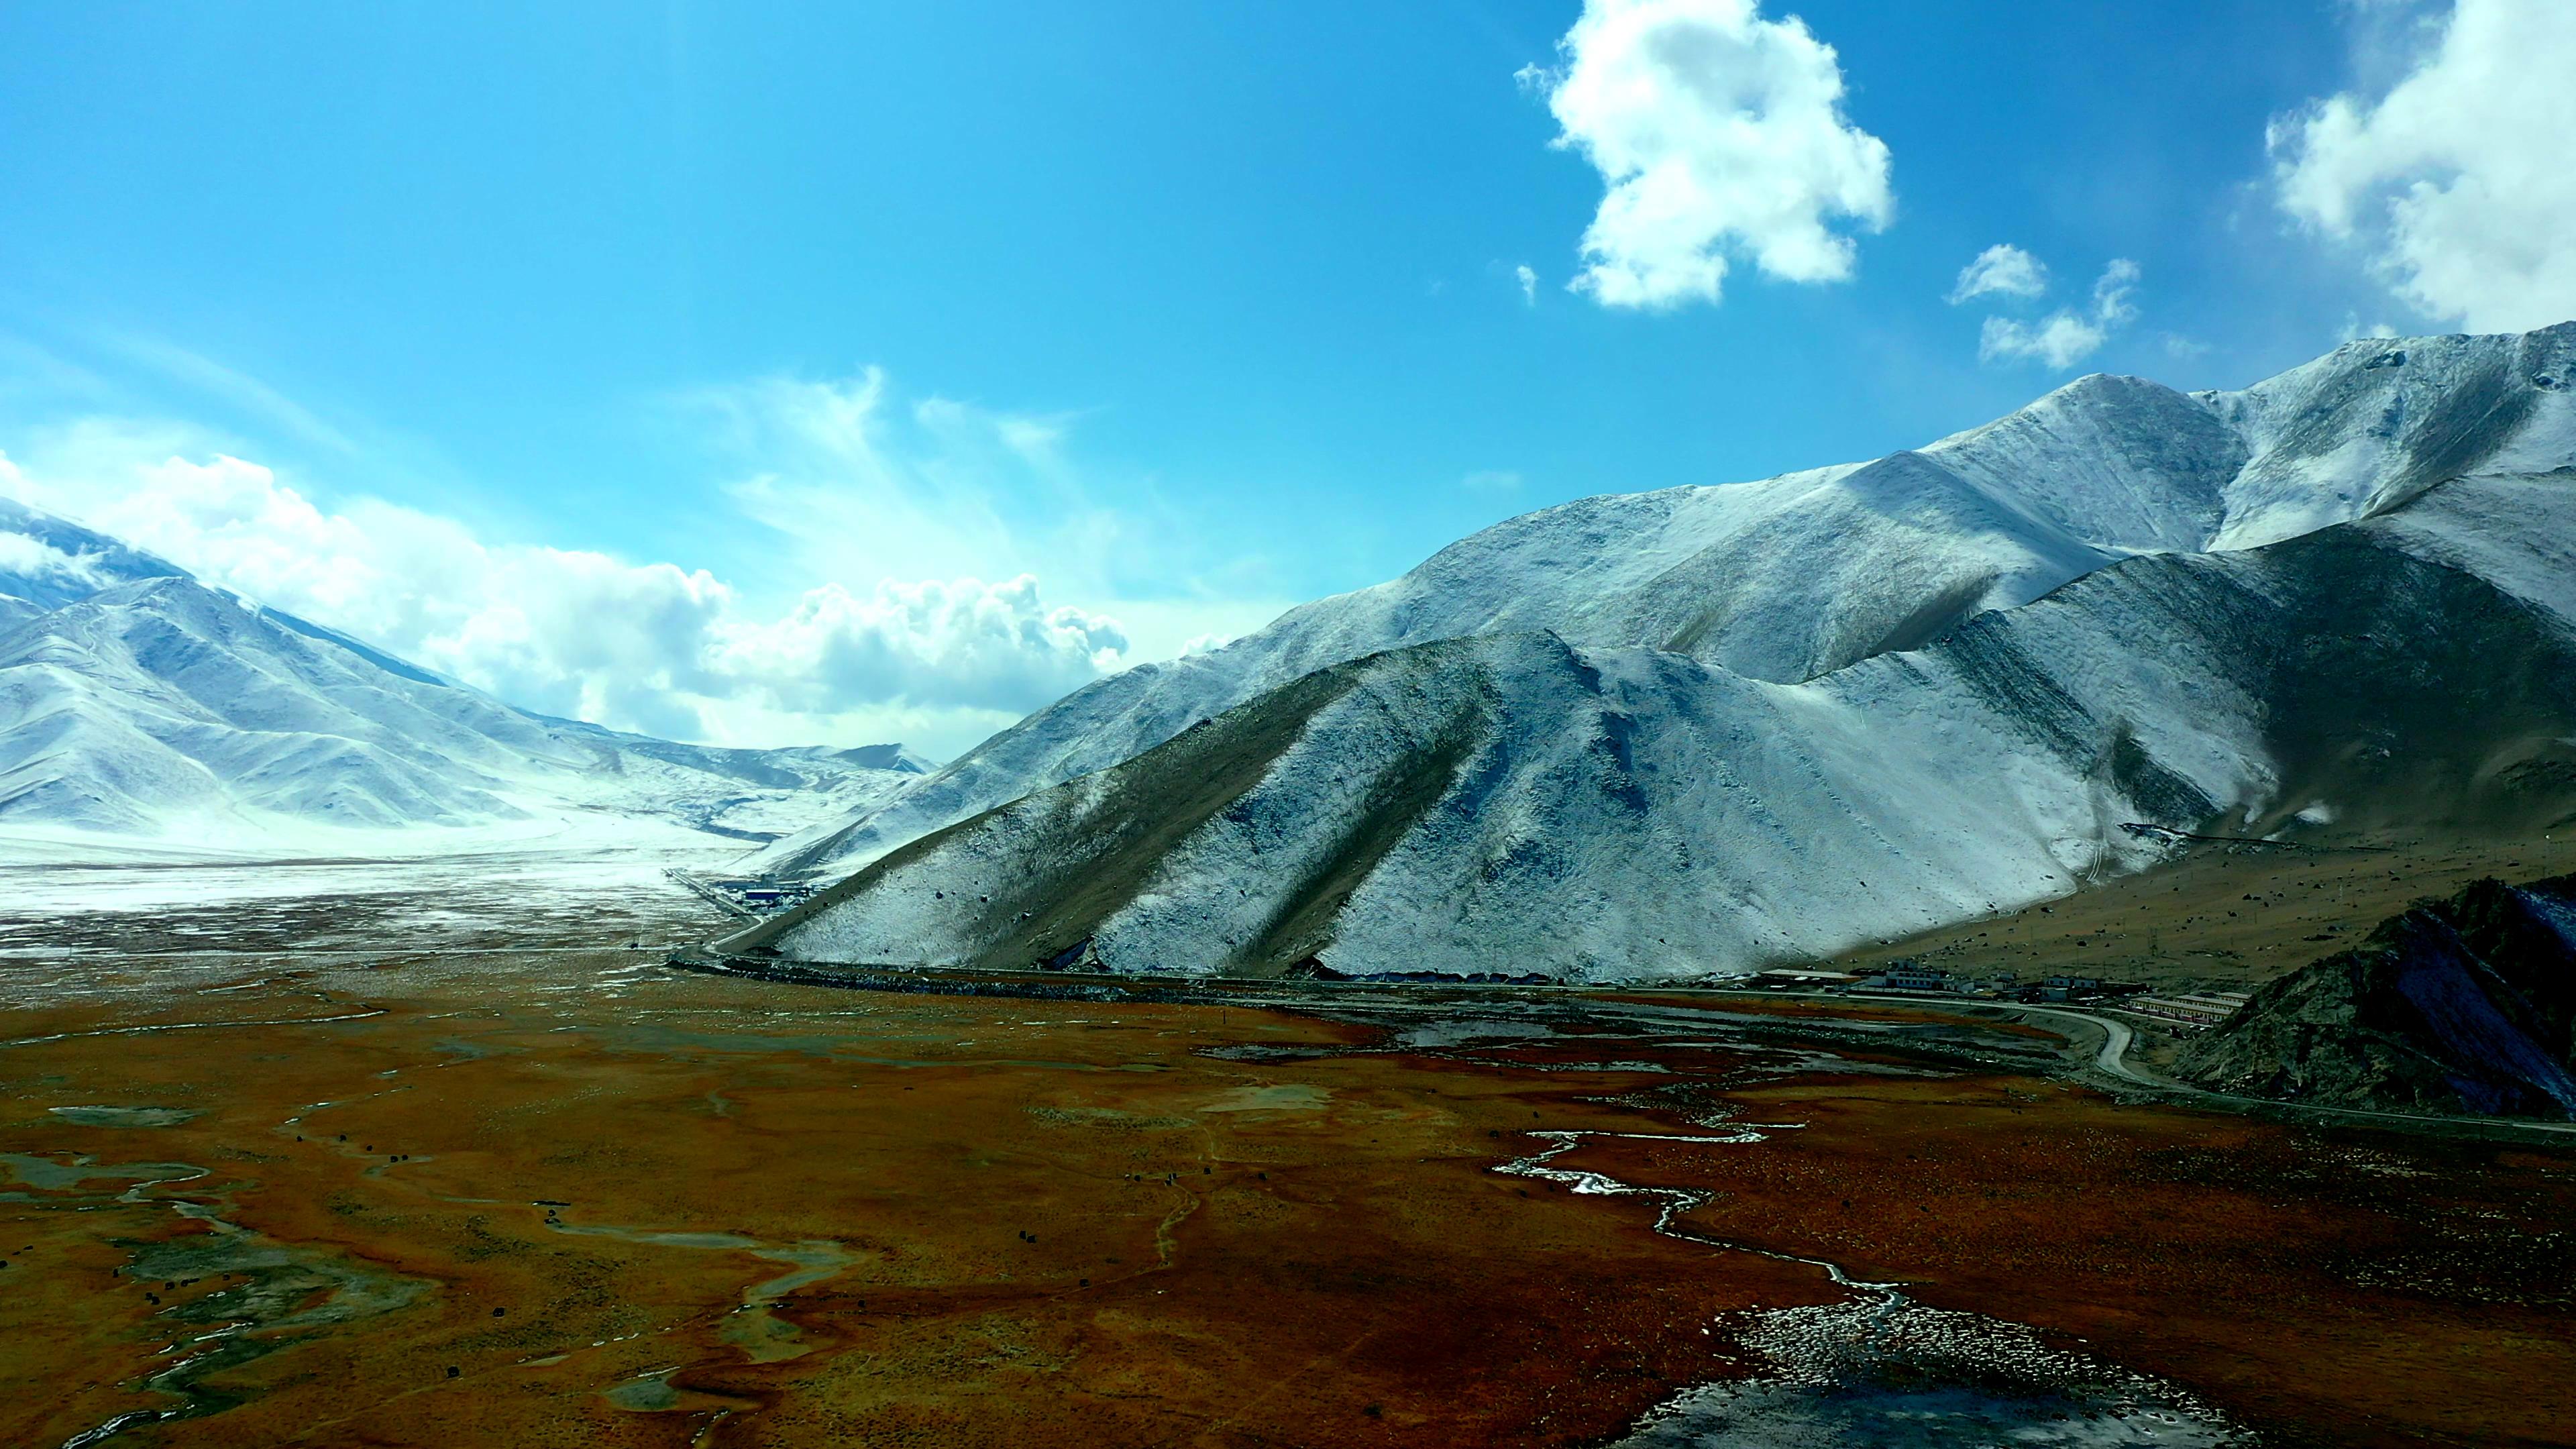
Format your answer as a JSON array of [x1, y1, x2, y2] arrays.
[[747, 462, 2576, 981], [756, 324, 2576, 883], [0, 512, 932, 859], [0, 496, 189, 617]]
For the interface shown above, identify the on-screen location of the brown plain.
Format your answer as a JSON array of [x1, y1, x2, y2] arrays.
[[5, 934, 2573, 1448]]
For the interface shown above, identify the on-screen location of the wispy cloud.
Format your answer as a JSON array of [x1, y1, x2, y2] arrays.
[[0, 356, 1293, 756], [99, 334, 364, 457], [1947, 244, 2049, 304], [1978, 259, 2141, 370]]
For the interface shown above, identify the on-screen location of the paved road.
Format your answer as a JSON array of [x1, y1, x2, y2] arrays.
[[656, 959, 2576, 1145], [1742, 987, 2576, 1141]]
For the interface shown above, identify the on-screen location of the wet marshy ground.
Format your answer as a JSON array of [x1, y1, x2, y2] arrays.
[[1, 871, 2572, 1446]]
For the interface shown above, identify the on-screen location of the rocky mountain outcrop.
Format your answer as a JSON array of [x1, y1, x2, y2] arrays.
[[2178, 874, 2576, 1119]]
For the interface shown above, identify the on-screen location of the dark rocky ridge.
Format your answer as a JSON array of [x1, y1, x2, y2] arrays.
[[2178, 873, 2576, 1119]]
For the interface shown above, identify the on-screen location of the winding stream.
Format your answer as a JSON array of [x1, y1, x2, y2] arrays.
[[1491, 1124, 2245, 1446]]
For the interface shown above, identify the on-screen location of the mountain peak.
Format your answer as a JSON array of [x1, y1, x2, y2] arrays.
[[742, 328, 2576, 985]]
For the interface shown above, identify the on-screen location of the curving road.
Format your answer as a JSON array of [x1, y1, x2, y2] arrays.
[[1776, 988, 2576, 1140]]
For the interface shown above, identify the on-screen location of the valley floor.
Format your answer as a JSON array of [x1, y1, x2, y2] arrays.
[[1, 871, 2571, 1446]]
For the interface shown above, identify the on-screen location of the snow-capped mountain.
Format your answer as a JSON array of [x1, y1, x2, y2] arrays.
[[757, 325, 2576, 885], [741, 325, 2576, 981], [0, 496, 189, 627], [0, 502, 932, 857]]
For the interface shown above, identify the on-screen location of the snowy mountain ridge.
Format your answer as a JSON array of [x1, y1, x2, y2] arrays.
[[0, 495, 189, 631], [757, 325, 2576, 885], [747, 459, 2576, 981], [721, 325, 2576, 982], [0, 512, 934, 860]]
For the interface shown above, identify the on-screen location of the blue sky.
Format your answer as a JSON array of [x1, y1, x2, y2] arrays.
[[3, 1, 2569, 755]]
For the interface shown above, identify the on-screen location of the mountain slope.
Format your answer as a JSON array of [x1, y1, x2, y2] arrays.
[[743, 395, 2576, 981], [0, 496, 190, 612], [0, 517, 930, 855], [760, 325, 2576, 883]]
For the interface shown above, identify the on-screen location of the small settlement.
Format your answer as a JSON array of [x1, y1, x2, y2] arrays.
[[1748, 961, 2250, 1031]]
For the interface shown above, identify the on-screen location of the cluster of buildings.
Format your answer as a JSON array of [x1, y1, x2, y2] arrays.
[[1746, 961, 2023, 996], [727, 880, 816, 913], [1749, 961, 2127, 1000], [1747, 961, 2247, 1027], [2121, 991, 2253, 1028], [665, 869, 819, 918]]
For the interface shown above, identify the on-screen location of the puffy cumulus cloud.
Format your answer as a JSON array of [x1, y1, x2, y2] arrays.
[[0, 431, 1130, 753], [1979, 259, 2141, 370], [713, 576, 1124, 716], [1523, 0, 1893, 309], [2272, 0, 2576, 331], [1947, 244, 2049, 304], [1515, 264, 1540, 305]]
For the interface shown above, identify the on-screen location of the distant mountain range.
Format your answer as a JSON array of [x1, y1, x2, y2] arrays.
[[0, 497, 932, 858], [738, 324, 2576, 982]]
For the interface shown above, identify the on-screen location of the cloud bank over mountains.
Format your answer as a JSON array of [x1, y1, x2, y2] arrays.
[[2275, 0, 2576, 331], [1524, 0, 1894, 309], [0, 384, 1148, 755]]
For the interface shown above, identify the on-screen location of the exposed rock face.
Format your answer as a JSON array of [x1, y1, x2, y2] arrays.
[[2178, 875, 2576, 1120]]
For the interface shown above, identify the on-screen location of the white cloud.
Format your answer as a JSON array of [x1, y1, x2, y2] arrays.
[[101, 335, 362, 457], [0, 425, 1130, 756], [1947, 244, 2049, 304], [0, 531, 98, 592], [1978, 260, 2141, 370], [2271, 0, 2576, 331], [1523, 0, 1894, 309], [690, 370, 1126, 600], [715, 575, 1125, 716], [1515, 264, 1540, 305], [0, 340, 1302, 756], [1462, 470, 1523, 494]]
